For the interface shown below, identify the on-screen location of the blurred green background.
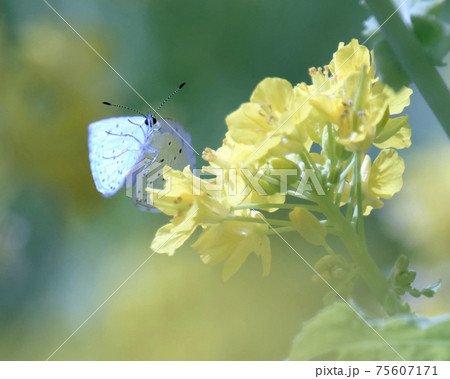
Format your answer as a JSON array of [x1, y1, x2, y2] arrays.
[[0, 0, 449, 360]]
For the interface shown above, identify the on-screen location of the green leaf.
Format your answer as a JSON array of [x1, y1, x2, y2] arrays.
[[362, 0, 450, 88], [412, 15, 450, 65], [421, 281, 442, 298], [388, 255, 440, 299], [289, 302, 450, 360]]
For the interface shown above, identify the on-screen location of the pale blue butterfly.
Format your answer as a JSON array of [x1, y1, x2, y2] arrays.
[[88, 82, 195, 208]]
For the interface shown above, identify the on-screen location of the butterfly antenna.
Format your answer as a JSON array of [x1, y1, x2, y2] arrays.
[[155, 82, 186, 112], [102, 102, 146, 118]]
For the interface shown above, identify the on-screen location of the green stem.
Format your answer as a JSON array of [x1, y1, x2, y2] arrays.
[[335, 155, 355, 206], [266, 226, 296, 235], [345, 157, 357, 221], [225, 215, 292, 227], [301, 147, 324, 188], [355, 152, 366, 244], [232, 203, 319, 211], [365, 0, 450, 136], [317, 194, 393, 311], [286, 189, 312, 201], [323, 242, 337, 256]]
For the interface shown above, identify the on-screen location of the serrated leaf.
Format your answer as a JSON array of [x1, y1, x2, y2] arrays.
[[289, 302, 450, 360]]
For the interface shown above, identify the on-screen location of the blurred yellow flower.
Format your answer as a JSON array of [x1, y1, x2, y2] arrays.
[[192, 211, 271, 281]]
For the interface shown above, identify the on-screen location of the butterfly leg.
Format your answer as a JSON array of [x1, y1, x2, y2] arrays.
[[128, 119, 148, 141]]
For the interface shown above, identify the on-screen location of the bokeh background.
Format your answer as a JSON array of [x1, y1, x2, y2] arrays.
[[0, 0, 449, 360]]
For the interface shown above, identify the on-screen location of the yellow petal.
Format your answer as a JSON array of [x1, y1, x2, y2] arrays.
[[222, 238, 254, 281], [151, 209, 198, 256], [226, 103, 269, 144], [250, 77, 293, 113], [328, 39, 373, 79], [308, 94, 344, 126], [375, 116, 411, 149], [192, 224, 230, 265], [369, 149, 404, 199], [387, 87, 413, 115]]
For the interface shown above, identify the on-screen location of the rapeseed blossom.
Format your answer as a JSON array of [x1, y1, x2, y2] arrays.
[[149, 39, 412, 281]]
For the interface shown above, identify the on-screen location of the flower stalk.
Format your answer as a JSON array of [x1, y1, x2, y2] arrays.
[[365, 0, 450, 136]]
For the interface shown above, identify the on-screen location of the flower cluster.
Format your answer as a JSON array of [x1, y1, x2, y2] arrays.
[[149, 39, 412, 280]]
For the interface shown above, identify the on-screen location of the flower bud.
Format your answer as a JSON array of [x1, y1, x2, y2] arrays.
[[289, 207, 327, 246]]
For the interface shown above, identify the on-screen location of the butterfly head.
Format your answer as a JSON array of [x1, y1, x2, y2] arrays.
[[145, 114, 158, 127]]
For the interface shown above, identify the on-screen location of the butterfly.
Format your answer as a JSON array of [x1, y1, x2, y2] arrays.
[[88, 83, 195, 209]]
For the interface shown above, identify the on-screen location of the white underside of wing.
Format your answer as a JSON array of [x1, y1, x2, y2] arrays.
[[88, 116, 150, 197], [155, 119, 196, 169]]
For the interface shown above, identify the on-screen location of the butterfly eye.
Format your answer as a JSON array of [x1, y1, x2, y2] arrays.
[[152, 117, 157, 125]]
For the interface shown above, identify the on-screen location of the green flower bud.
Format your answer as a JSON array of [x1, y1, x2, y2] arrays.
[[269, 157, 300, 171], [258, 173, 280, 196]]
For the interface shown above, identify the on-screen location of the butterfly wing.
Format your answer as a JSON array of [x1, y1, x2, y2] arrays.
[[154, 119, 196, 168], [133, 119, 196, 210], [88, 116, 150, 197], [146, 119, 196, 188]]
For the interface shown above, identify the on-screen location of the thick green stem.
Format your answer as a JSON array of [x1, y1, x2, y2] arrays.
[[365, 0, 450, 136], [318, 194, 391, 309]]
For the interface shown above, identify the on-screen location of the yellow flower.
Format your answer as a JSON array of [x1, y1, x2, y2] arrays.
[[150, 167, 230, 256], [309, 69, 388, 152], [191, 210, 271, 281], [327, 39, 375, 80], [295, 68, 338, 145], [202, 134, 285, 208], [226, 77, 311, 160], [303, 39, 412, 153], [374, 86, 413, 149], [361, 149, 405, 215], [147, 39, 413, 284], [337, 150, 405, 215]]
